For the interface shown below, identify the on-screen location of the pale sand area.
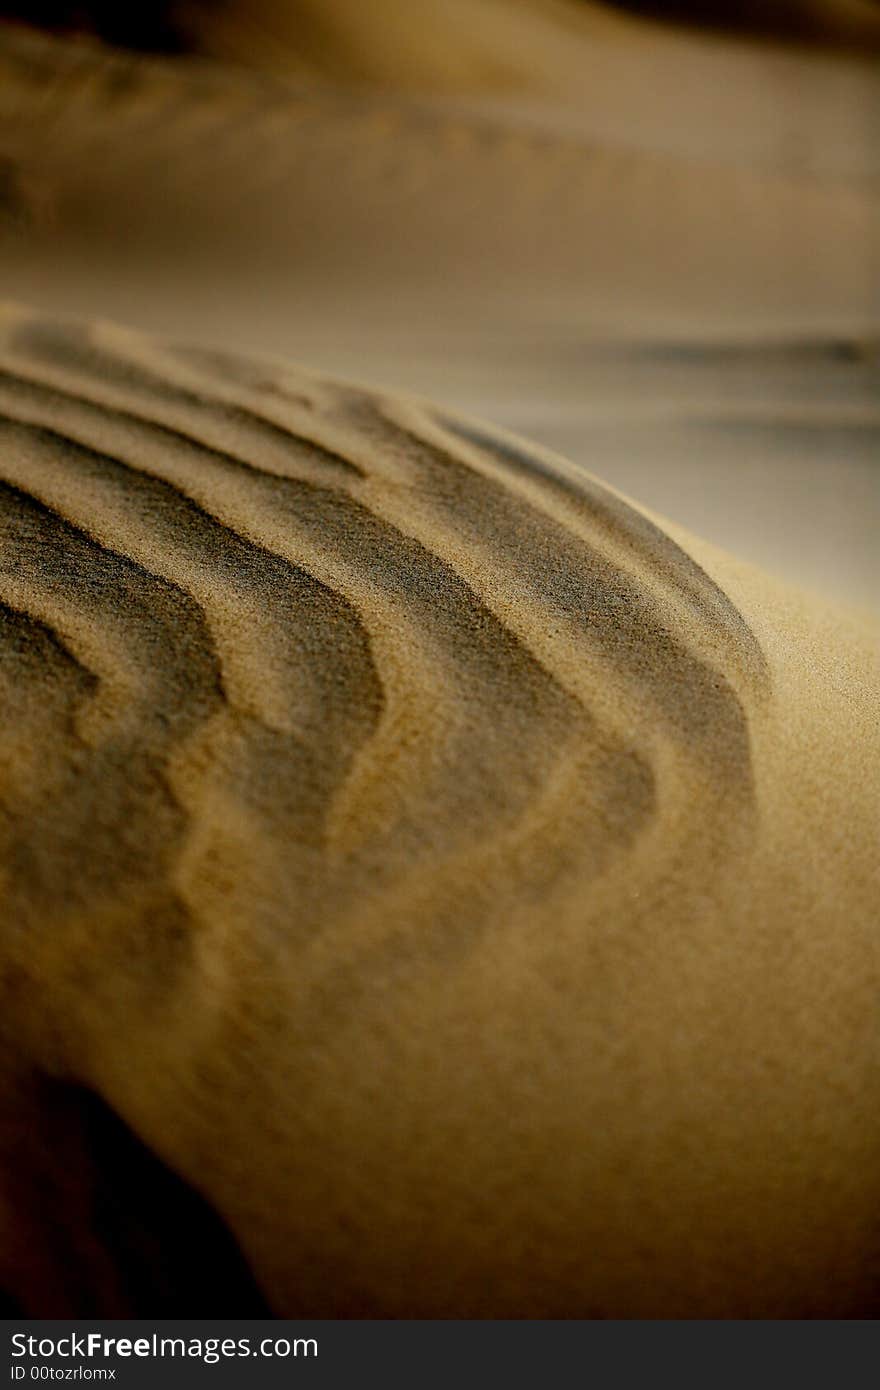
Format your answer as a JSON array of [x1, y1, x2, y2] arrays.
[[0, 0, 878, 1317], [1, 4, 878, 609]]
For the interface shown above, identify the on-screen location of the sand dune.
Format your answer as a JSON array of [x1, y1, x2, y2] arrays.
[[174, 0, 880, 177], [1, 16, 877, 607], [0, 0, 878, 1319], [1, 15, 877, 326], [0, 306, 877, 1316], [598, 0, 880, 49]]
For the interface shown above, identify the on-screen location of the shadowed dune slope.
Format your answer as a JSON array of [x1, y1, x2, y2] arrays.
[[4, 0, 880, 58], [602, 0, 880, 49], [0, 308, 877, 1316]]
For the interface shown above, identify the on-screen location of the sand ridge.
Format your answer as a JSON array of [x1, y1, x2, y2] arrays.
[[0, 0, 877, 1319], [1, 12, 877, 609], [0, 306, 877, 1315]]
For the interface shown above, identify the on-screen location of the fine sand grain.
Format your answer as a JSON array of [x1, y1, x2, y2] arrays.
[[0, 306, 877, 1316], [0, 0, 878, 1319]]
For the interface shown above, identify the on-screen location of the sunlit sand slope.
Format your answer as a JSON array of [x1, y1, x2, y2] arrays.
[[0, 308, 877, 1316]]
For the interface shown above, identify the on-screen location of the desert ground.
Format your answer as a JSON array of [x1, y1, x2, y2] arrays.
[[0, 0, 877, 1316]]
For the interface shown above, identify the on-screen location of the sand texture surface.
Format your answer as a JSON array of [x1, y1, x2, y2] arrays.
[[0, 0, 878, 1318], [1, 13, 877, 609], [0, 306, 877, 1316]]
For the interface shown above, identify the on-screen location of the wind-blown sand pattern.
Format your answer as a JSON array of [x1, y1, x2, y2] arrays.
[[1, 11, 877, 609], [0, 305, 877, 1317], [0, 0, 879, 1321]]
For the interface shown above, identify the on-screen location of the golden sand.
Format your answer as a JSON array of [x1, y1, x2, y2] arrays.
[[0, 306, 877, 1315], [0, 0, 877, 1317]]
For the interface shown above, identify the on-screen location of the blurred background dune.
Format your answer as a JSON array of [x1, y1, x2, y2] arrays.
[[5, 0, 880, 59], [0, 0, 877, 610]]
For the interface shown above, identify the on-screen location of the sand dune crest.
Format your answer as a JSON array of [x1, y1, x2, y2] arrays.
[[0, 308, 877, 1316]]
